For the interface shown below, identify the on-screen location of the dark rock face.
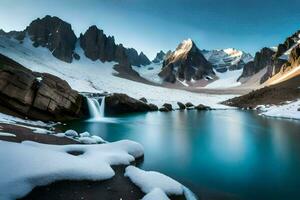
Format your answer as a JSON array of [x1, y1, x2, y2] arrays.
[[195, 104, 211, 111], [80, 26, 150, 66], [159, 39, 214, 83], [274, 30, 300, 58], [177, 102, 186, 110], [0, 54, 85, 121], [105, 93, 157, 115], [26, 15, 77, 63], [289, 44, 300, 67], [152, 50, 166, 63], [238, 48, 275, 80]]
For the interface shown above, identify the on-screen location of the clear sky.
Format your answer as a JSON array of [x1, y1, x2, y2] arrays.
[[0, 0, 300, 59]]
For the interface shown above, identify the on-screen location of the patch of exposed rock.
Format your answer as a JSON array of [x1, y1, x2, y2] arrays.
[[105, 93, 158, 115], [26, 15, 77, 63], [0, 53, 85, 121]]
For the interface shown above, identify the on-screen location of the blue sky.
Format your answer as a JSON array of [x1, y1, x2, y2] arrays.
[[0, 0, 300, 59]]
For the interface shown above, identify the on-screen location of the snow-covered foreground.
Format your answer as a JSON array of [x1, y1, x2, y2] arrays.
[[0, 36, 235, 109], [258, 100, 300, 120], [0, 140, 194, 200]]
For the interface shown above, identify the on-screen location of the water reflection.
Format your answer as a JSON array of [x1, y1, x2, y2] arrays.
[[59, 110, 300, 200]]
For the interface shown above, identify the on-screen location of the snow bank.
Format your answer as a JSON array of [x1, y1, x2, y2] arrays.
[[0, 112, 54, 134], [142, 188, 170, 200], [0, 140, 144, 200], [259, 100, 300, 120], [125, 166, 183, 196], [0, 36, 235, 109]]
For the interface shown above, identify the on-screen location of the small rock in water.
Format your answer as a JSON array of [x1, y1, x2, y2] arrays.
[[185, 102, 194, 108], [148, 103, 158, 111], [159, 107, 169, 112], [177, 102, 186, 110], [162, 103, 173, 111], [195, 104, 211, 111]]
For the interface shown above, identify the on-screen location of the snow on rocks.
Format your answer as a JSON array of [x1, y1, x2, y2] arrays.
[[259, 100, 300, 120], [0, 132, 16, 137], [0, 112, 54, 134], [0, 140, 144, 200], [55, 130, 106, 144], [125, 166, 184, 196]]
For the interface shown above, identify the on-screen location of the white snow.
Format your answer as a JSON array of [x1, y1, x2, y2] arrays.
[[0, 112, 54, 134], [205, 69, 242, 89], [142, 188, 170, 200], [0, 140, 144, 200], [55, 130, 106, 144], [125, 166, 184, 196], [0, 35, 235, 109], [0, 132, 16, 137], [259, 100, 300, 120], [132, 63, 163, 84]]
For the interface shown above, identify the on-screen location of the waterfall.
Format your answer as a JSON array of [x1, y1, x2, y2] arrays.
[[86, 96, 105, 121]]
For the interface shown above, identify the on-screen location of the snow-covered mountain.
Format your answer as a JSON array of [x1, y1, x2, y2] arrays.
[[201, 48, 253, 72], [158, 39, 215, 84]]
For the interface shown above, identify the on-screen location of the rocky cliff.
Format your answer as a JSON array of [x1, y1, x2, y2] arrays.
[[0, 53, 86, 121], [26, 15, 77, 63], [158, 39, 214, 83], [238, 47, 275, 80]]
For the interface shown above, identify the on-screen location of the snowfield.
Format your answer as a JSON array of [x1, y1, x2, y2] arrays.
[[205, 69, 242, 89], [259, 100, 300, 120], [0, 36, 235, 109], [0, 140, 143, 200], [0, 139, 195, 200]]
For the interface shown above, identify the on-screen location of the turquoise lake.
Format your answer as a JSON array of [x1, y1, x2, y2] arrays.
[[58, 110, 300, 200]]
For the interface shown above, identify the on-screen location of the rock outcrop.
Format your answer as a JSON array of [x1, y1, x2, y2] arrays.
[[177, 102, 186, 110], [152, 50, 171, 64], [0, 54, 85, 121], [80, 25, 150, 66], [26, 15, 77, 63], [159, 39, 215, 83], [238, 48, 275, 80], [105, 93, 158, 115]]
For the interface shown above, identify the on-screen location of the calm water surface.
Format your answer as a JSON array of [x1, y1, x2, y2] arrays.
[[58, 110, 300, 200]]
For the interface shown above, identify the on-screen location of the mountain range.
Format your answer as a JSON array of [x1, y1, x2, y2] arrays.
[[0, 15, 299, 91]]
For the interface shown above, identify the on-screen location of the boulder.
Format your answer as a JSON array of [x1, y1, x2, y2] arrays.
[[0, 54, 85, 121], [177, 102, 186, 110], [159, 107, 169, 112], [185, 102, 194, 108], [162, 103, 173, 111], [148, 103, 159, 111], [195, 104, 211, 111], [105, 93, 156, 115]]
